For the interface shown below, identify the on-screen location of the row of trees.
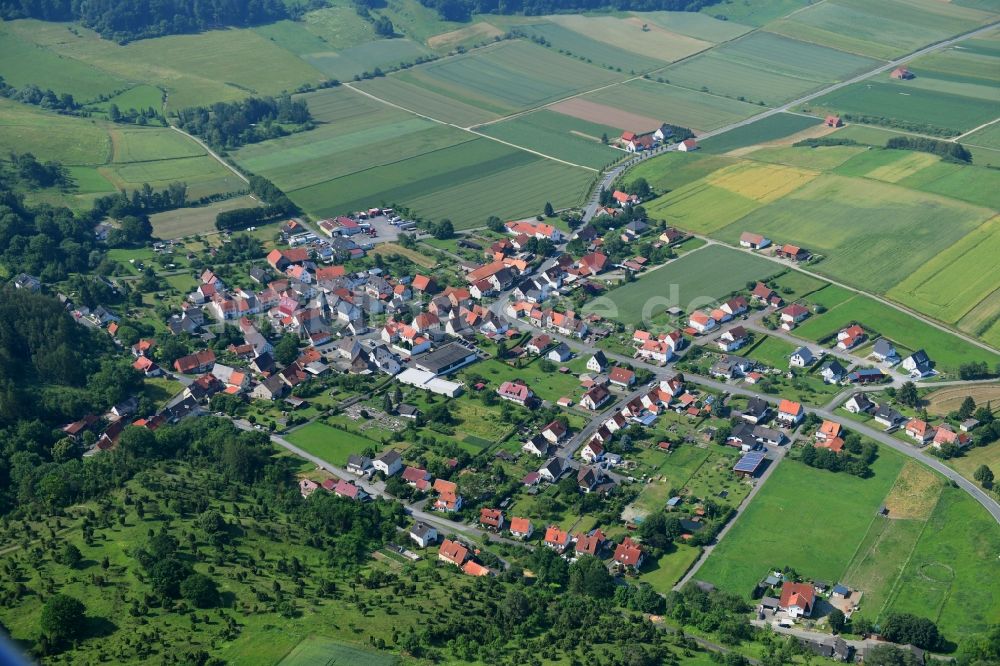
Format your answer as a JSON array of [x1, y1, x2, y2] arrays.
[[416, 0, 719, 22], [885, 136, 972, 163]]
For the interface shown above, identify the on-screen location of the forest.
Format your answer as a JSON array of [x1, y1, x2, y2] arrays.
[[0, 0, 292, 42], [174, 96, 313, 152], [416, 0, 719, 21]]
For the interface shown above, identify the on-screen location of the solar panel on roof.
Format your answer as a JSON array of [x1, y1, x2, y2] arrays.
[[734, 451, 766, 472]]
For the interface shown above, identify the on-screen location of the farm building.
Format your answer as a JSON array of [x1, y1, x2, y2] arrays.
[[739, 232, 771, 250], [678, 138, 699, 152], [733, 450, 767, 478], [824, 115, 842, 128], [890, 67, 914, 80]]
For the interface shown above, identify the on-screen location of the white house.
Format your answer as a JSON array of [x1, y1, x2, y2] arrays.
[[789, 347, 815, 368], [409, 522, 438, 548], [373, 450, 403, 476], [587, 351, 609, 373], [689, 311, 717, 334], [776, 399, 804, 426]]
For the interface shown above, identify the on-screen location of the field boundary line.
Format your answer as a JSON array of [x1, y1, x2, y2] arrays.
[[168, 126, 249, 185], [343, 82, 599, 172], [953, 116, 1000, 142], [873, 514, 933, 623]]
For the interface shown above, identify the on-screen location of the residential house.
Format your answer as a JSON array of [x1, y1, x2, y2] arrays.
[[509, 517, 534, 540], [677, 138, 698, 152], [132, 356, 162, 377], [401, 466, 431, 488], [609, 367, 636, 388], [820, 360, 847, 384], [871, 339, 899, 364], [739, 232, 771, 250], [689, 311, 717, 334], [777, 399, 805, 426], [848, 368, 886, 384], [331, 479, 366, 501], [547, 343, 572, 363], [717, 326, 750, 352], [815, 420, 842, 442], [751, 282, 783, 307], [544, 525, 572, 552], [587, 351, 609, 373], [522, 435, 553, 458], [575, 529, 606, 557], [902, 350, 933, 378], [710, 355, 755, 380], [613, 537, 644, 571], [480, 508, 504, 531], [538, 457, 569, 483], [173, 349, 216, 374], [844, 393, 875, 414], [905, 419, 935, 444], [874, 404, 904, 427], [781, 304, 810, 328], [789, 347, 815, 368], [932, 425, 969, 449], [498, 381, 533, 406], [581, 385, 612, 410], [410, 522, 438, 548], [580, 440, 604, 463], [373, 450, 403, 476], [541, 420, 568, 443], [433, 478, 462, 512], [740, 397, 771, 424], [526, 334, 552, 355], [438, 539, 469, 566], [779, 582, 815, 618], [346, 455, 373, 475], [251, 375, 286, 401], [577, 465, 603, 493], [299, 478, 319, 498], [777, 244, 809, 261], [836, 324, 866, 350], [727, 422, 757, 451]]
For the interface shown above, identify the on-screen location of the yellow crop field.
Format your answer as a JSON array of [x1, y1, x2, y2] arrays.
[[706, 161, 818, 203], [888, 216, 1000, 324], [866, 151, 940, 183]]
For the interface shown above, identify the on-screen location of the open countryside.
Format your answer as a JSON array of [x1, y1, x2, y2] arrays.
[[1, 0, 999, 664]]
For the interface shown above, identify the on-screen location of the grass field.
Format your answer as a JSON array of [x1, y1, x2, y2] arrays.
[[887, 216, 1000, 325], [7, 20, 324, 110], [766, 0, 997, 60], [811, 79, 999, 136], [715, 174, 995, 294], [546, 15, 712, 64], [881, 487, 1000, 641], [363, 40, 624, 121], [965, 121, 1000, 149], [288, 138, 593, 228], [584, 79, 763, 133], [276, 636, 397, 666], [698, 113, 822, 153], [234, 90, 472, 191], [696, 451, 905, 597], [793, 292, 1000, 374], [644, 159, 817, 234], [745, 335, 796, 369], [640, 545, 702, 593], [476, 109, 622, 168], [639, 11, 753, 42], [622, 152, 738, 193], [150, 196, 258, 239], [661, 32, 880, 106], [840, 518, 926, 620], [284, 422, 379, 466], [304, 38, 431, 81], [748, 143, 868, 171], [0, 98, 111, 165], [700, 0, 810, 26], [516, 22, 672, 74], [584, 245, 781, 325]]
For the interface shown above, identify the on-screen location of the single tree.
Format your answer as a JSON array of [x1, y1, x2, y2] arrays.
[[40, 594, 86, 644], [828, 608, 846, 633], [974, 464, 994, 489], [54, 543, 83, 568], [181, 573, 220, 608], [543, 202, 554, 217]]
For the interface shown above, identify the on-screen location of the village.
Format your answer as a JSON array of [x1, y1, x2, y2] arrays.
[[38, 164, 994, 666]]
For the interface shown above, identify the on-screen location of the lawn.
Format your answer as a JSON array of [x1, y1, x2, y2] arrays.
[[881, 487, 1000, 642], [793, 292, 1000, 375], [639, 545, 702, 593], [714, 174, 995, 294], [695, 451, 906, 597], [887, 216, 1000, 325], [150, 196, 260, 239], [698, 113, 822, 154], [284, 422, 379, 466], [744, 335, 796, 369], [476, 109, 622, 169], [660, 32, 880, 106], [585, 245, 781, 326]]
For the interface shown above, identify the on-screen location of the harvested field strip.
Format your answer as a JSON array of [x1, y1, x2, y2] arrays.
[[549, 98, 663, 134], [865, 151, 940, 183], [958, 287, 1000, 348], [925, 384, 1000, 417], [887, 216, 1000, 325], [882, 460, 944, 520], [548, 14, 712, 63]]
